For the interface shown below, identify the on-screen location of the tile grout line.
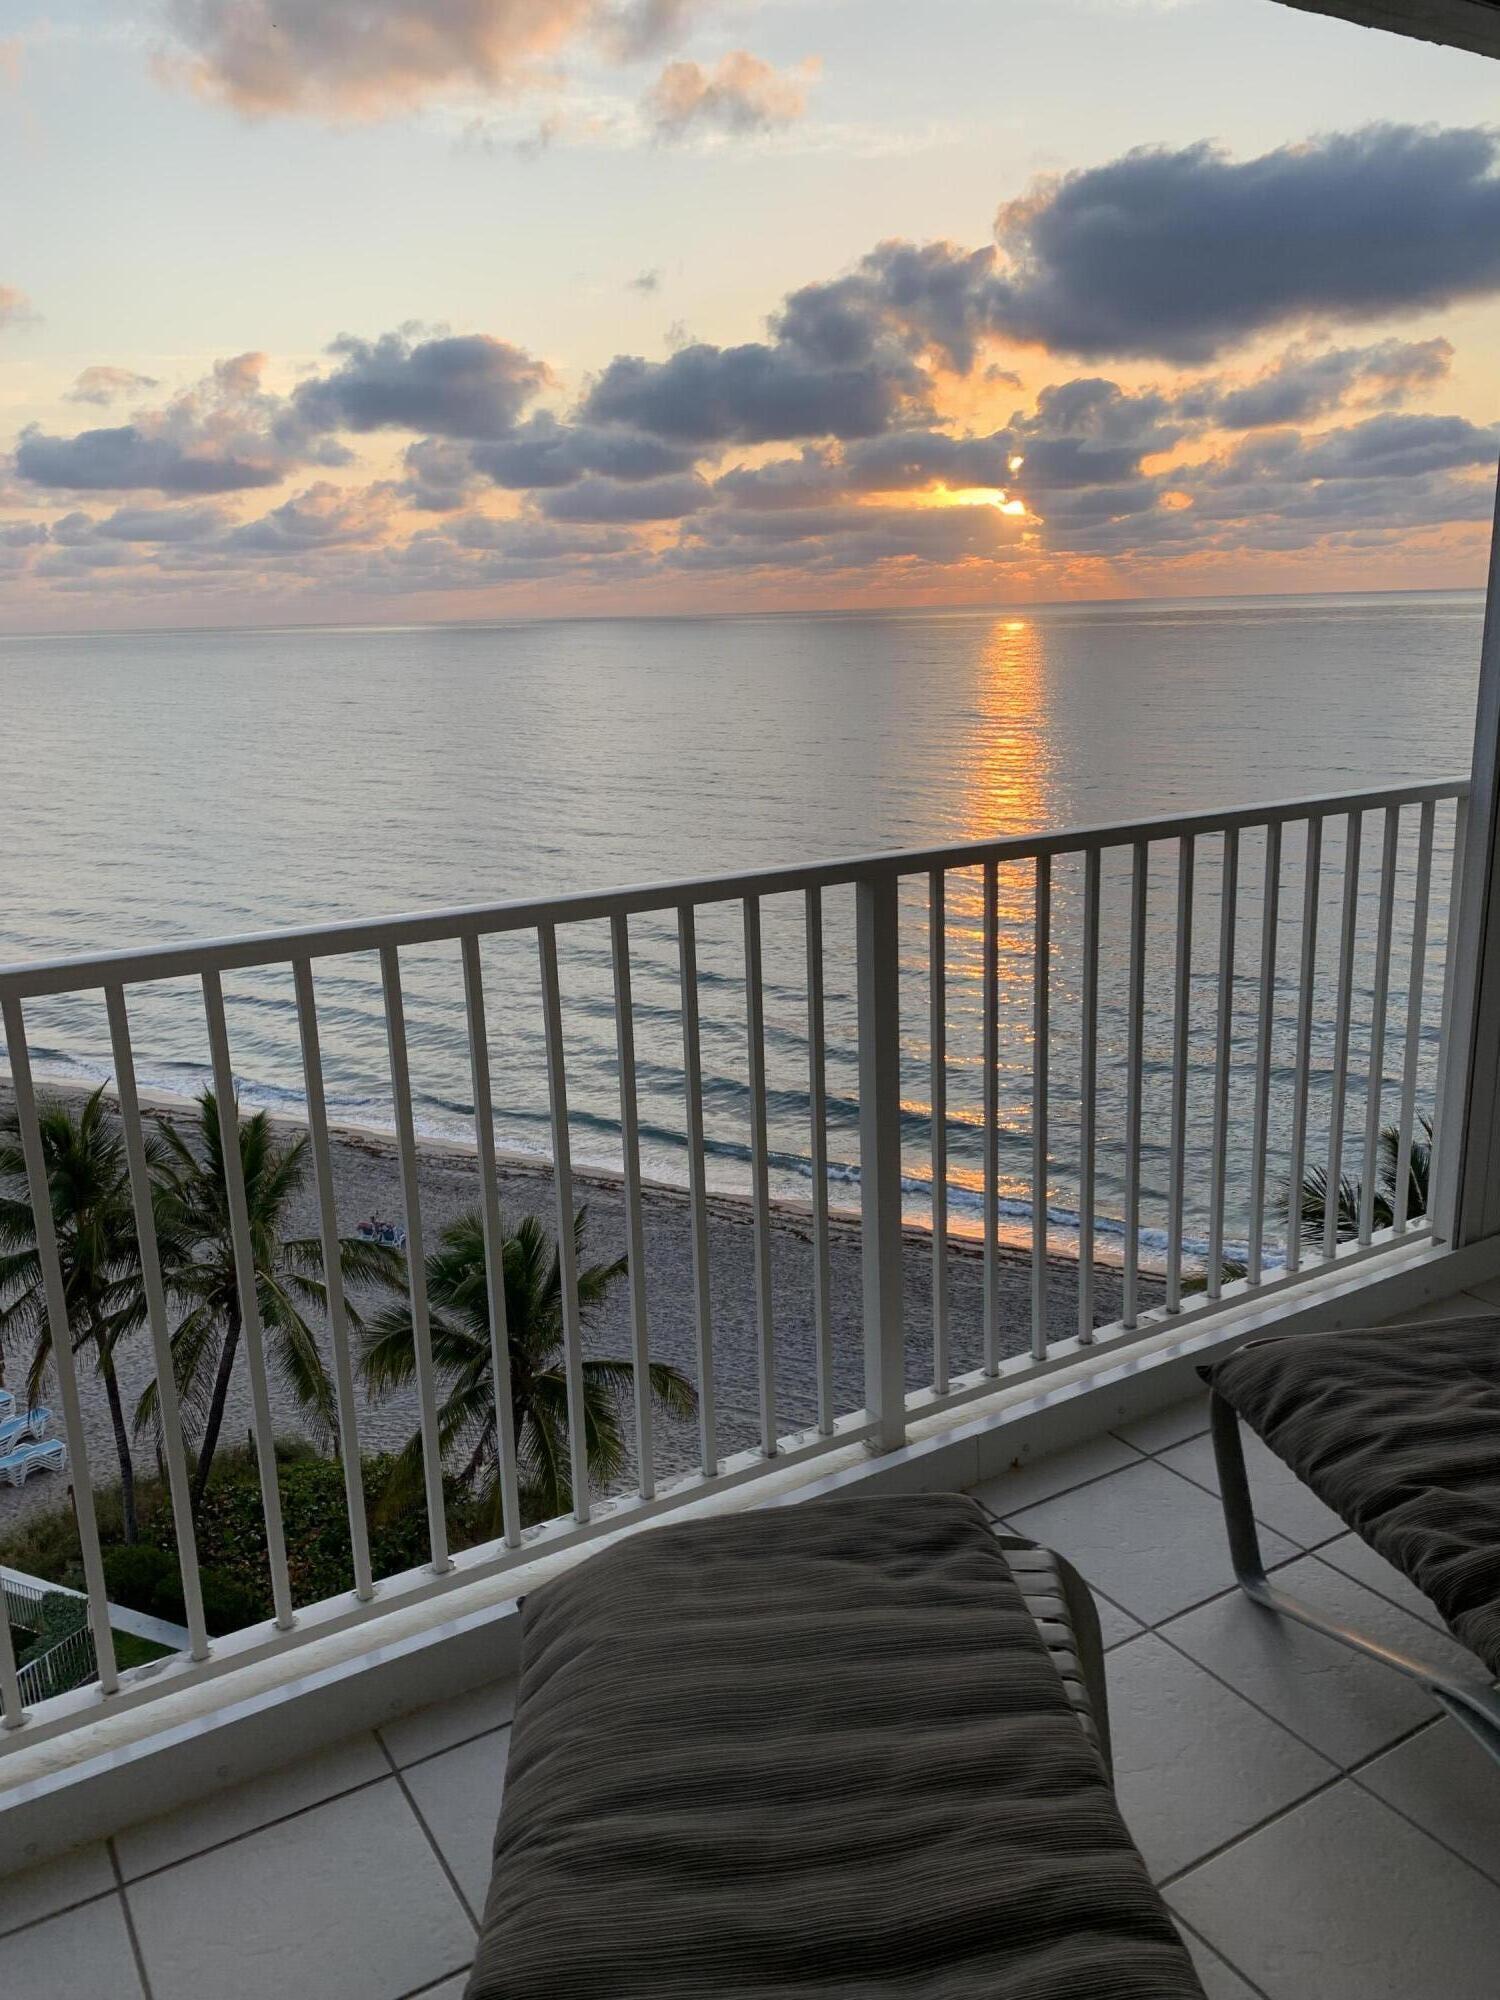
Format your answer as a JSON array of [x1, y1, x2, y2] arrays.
[[377, 1732, 483, 1934], [394, 1967, 476, 1999], [1171, 1913, 1275, 2000], [108, 1837, 156, 2000], [1154, 1707, 1451, 1893], [0, 1879, 118, 1947], [111, 1760, 394, 1888]]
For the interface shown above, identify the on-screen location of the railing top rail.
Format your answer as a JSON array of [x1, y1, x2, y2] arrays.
[[0, 776, 1467, 1001]]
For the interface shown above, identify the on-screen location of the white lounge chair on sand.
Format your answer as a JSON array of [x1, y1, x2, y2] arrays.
[[0, 1439, 65, 1486]]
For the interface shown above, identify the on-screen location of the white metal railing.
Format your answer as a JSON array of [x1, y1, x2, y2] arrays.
[[15, 1621, 96, 1707], [0, 776, 1468, 1742]]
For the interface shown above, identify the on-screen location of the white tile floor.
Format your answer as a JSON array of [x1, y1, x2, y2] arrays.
[[4, 1292, 1499, 1998]]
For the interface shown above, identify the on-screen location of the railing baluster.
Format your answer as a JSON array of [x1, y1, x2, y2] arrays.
[[1166, 836, 1195, 1311], [1325, 812, 1363, 1260], [610, 913, 655, 1499], [459, 935, 522, 1549], [201, 972, 297, 1626], [742, 896, 777, 1456], [1207, 831, 1238, 1301], [1395, 802, 1435, 1232], [1122, 842, 1147, 1329], [676, 907, 717, 1477], [111, 990, 216, 1658], [983, 862, 1001, 1374], [928, 870, 949, 1395], [3, 997, 133, 1689], [536, 924, 592, 1521], [804, 889, 835, 1433], [1031, 855, 1051, 1360], [1359, 808, 1401, 1245], [1430, 797, 1467, 1240], [1247, 822, 1282, 1285], [856, 874, 907, 1451], [0, 1575, 21, 1728], [1285, 818, 1322, 1276], [293, 958, 375, 1598], [1078, 846, 1100, 1343], [376, 949, 453, 1564]]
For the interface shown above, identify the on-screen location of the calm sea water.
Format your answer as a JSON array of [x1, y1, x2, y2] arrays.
[[0, 592, 1482, 1267]]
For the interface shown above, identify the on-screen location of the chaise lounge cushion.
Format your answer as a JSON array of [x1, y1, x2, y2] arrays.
[[1209, 1318, 1500, 1676], [465, 1493, 1205, 1999]]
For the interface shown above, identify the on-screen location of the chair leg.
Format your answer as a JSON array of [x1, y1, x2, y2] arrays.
[[1208, 1388, 1500, 1770]]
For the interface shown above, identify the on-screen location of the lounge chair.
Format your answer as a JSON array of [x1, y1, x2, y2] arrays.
[[464, 1495, 1206, 1998], [1204, 1317, 1500, 1764], [0, 1406, 50, 1450], [0, 1438, 66, 1487]]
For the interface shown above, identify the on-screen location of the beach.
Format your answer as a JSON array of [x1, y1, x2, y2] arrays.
[[0, 1075, 1160, 1529]]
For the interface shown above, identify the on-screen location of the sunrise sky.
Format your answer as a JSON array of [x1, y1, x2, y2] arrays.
[[3, 0, 1499, 630]]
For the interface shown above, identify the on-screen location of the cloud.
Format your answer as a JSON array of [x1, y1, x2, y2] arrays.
[[52, 503, 229, 544], [1193, 338, 1453, 429], [645, 52, 817, 139], [222, 481, 397, 553], [293, 329, 550, 440], [985, 126, 1500, 362], [537, 470, 709, 519], [628, 268, 662, 294], [0, 284, 36, 331], [469, 412, 695, 485], [14, 353, 344, 494], [66, 366, 164, 407], [161, 0, 706, 120], [583, 336, 924, 444]]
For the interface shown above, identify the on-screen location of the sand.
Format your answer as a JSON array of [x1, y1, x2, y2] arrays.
[[0, 1075, 1162, 1529]]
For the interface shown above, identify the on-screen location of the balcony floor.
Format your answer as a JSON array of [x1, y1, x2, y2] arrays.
[[5, 1286, 1500, 1998]]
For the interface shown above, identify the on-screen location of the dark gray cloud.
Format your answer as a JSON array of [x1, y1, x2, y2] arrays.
[[15, 352, 349, 495], [16, 424, 288, 494], [66, 366, 162, 407], [538, 471, 710, 520], [1207, 412, 1500, 488], [986, 126, 1500, 363], [469, 412, 695, 487], [645, 52, 815, 139], [293, 329, 548, 440], [1196, 338, 1453, 429], [583, 338, 923, 444]]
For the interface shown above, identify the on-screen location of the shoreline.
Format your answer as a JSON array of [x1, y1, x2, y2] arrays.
[[0, 1068, 1164, 1532]]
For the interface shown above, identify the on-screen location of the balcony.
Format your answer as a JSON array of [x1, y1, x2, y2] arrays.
[[1, 777, 1497, 1998], [2, 1283, 1498, 1999]]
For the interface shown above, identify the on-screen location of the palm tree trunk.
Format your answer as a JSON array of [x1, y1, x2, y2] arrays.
[[94, 1334, 138, 1546], [191, 1302, 241, 1512]]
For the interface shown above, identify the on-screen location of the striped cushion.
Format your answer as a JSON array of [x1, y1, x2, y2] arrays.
[[1210, 1318, 1500, 1675], [466, 1494, 1204, 1999]]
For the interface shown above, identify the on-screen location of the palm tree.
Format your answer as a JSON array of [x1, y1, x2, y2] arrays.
[[1293, 1116, 1432, 1246], [0, 1086, 172, 1542], [137, 1091, 404, 1511], [360, 1207, 696, 1530]]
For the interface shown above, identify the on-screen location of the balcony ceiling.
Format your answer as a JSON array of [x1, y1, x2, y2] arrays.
[[1273, 0, 1500, 55]]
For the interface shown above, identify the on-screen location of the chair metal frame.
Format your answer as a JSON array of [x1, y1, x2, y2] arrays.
[[1209, 1387, 1500, 1767]]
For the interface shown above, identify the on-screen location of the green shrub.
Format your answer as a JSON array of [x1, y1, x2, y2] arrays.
[[0, 1440, 484, 1639], [17, 1590, 88, 1668], [102, 1544, 176, 1616]]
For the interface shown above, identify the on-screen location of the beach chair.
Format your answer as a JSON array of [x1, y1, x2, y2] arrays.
[[0, 1407, 50, 1450], [1205, 1318, 1500, 1765], [0, 1439, 66, 1487], [465, 1495, 1206, 1998]]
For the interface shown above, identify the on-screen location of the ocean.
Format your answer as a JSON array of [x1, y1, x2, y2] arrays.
[[0, 590, 1483, 1269]]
